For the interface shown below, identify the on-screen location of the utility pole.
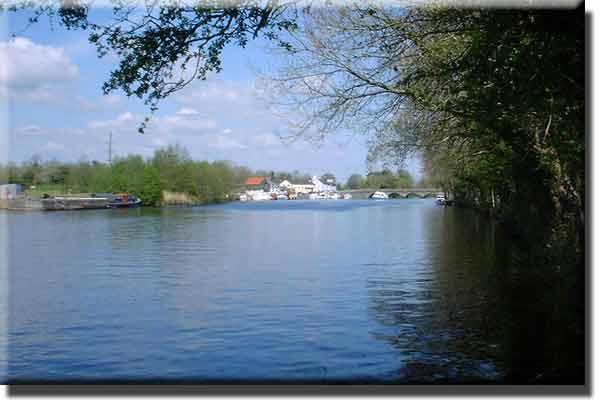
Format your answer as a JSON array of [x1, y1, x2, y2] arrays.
[[108, 131, 113, 165]]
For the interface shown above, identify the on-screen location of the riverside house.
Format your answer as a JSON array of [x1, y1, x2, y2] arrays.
[[246, 176, 272, 192], [245, 176, 273, 192], [244, 176, 276, 201], [279, 179, 315, 195]]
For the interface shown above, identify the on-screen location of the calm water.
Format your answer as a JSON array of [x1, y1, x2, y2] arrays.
[[1, 200, 583, 383]]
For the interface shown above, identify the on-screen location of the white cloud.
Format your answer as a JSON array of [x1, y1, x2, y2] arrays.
[[15, 125, 86, 139], [89, 111, 139, 130], [160, 113, 217, 131], [176, 107, 200, 116], [0, 37, 78, 96], [17, 124, 46, 136], [206, 134, 246, 150], [252, 133, 281, 147], [43, 141, 66, 152], [152, 137, 169, 147], [104, 94, 122, 105], [119, 112, 135, 122], [89, 109, 218, 136], [177, 80, 243, 105], [174, 79, 266, 118]]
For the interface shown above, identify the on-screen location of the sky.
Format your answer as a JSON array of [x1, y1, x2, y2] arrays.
[[1, 9, 422, 183]]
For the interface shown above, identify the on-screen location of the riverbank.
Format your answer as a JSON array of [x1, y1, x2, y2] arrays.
[[0, 190, 229, 211], [0, 198, 43, 211], [1, 194, 440, 211], [161, 191, 230, 206]]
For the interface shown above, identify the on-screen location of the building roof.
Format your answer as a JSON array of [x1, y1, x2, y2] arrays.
[[245, 176, 266, 185]]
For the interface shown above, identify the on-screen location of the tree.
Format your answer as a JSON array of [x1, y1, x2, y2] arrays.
[[365, 170, 398, 189], [111, 155, 146, 194], [320, 173, 336, 185], [290, 170, 311, 183], [152, 144, 193, 192], [88, 162, 112, 192], [212, 160, 237, 197], [346, 173, 364, 189], [138, 165, 163, 206], [396, 169, 414, 188], [36, 160, 66, 185], [65, 159, 92, 192], [232, 165, 253, 186], [270, 5, 584, 245]]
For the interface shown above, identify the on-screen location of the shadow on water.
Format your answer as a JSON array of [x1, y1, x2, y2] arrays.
[[367, 206, 584, 384], [4, 201, 585, 391]]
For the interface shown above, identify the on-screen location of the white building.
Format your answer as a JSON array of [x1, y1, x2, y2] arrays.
[[311, 176, 336, 193], [291, 183, 314, 194], [279, 179, 315, 194], [279, 180, 292, 189], [0, 184, 26, 200]]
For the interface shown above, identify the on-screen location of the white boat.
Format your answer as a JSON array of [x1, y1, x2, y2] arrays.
[[370, 191, 388, 200], [239, 194, 248, 202], [342, 193, 352, 200], [277, 194, 288, 200], [250, 191, 271, 201], [435, 194, 446, 205]]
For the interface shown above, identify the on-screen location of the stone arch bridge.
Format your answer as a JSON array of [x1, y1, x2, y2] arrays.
[[344, 188, 442, 199]]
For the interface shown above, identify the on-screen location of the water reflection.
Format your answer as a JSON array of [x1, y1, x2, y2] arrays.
[[4, 201, 583, 383], [366, 207, 503, 382], [366, 206, 584, 383]]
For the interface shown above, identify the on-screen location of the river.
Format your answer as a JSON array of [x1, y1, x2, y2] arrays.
[[0, 200, 584, 383]]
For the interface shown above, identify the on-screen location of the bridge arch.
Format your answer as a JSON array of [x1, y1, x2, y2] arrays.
[[343, 187, 442, 200]]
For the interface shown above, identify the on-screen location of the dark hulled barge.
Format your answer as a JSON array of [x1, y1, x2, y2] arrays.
[[41, 193, 141, 210]]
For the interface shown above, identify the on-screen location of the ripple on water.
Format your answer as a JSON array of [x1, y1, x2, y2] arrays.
[[5, 201, 521, 382]]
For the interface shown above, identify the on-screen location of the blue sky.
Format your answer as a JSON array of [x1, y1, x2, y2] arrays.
[[2, 9, 421, 183]]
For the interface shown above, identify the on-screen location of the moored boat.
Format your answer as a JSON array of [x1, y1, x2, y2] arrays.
[[248, 191, 271, 201], [370, 191, 388, 200], [307, 191, 340, 200], [90, 193, 141, 208], [41, 192, 142, 210], [106, 193, 142, 208], [41, 196, 110, 210]]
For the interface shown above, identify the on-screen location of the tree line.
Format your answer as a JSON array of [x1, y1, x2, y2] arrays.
[[344, 169, 415, 190], [1, 145, 311, 206], [1, 148, 423, 202]]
